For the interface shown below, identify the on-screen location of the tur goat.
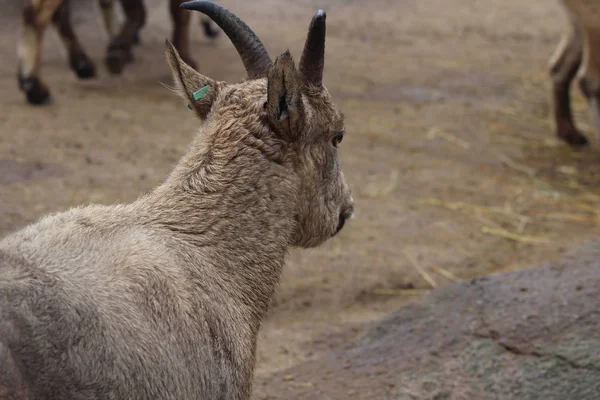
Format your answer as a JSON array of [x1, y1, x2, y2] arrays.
[[549, 0, 600, 146], [1, 1, 354, 399], [18, 0, 219, 105]]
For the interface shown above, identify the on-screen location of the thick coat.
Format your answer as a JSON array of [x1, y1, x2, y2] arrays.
[[0, 1, 354, 399]]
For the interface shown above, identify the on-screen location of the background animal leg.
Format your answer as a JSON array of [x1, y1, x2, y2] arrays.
[[105, 0, 146, 74], [578, 26, 600, 144], [200, 15, 219, 38], [18, 0, 63, 105], [170, 0, 197, 70], [52, 0, 97, 80], [98, 0, 117, 39], [548, 14, 587, 146]]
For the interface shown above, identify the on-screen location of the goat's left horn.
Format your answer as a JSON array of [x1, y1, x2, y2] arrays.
[[180, 0, 273, 79], [299, 10, 326, 88]]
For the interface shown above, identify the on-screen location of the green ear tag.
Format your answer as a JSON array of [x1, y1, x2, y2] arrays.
[[192, 85, 211, 101]]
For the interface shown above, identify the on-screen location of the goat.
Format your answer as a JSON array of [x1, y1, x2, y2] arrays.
[[18, 0, 219, 106], [1, 1, 354, 398], [549, 0, 600, 146]]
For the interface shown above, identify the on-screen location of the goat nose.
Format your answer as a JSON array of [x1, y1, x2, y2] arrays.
[[335, 213, 346, 234], [335, 209, 353, 235]]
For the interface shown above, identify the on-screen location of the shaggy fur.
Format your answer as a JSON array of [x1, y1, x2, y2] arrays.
[[1, 3, 354, 399], [17, 0, 218, 105], [549, 0, 600, 146]]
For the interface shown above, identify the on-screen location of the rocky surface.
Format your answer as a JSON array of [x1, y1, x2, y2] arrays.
[[256, 240, 600, 400]]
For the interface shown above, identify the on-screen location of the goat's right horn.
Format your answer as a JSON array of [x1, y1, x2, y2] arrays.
[[299, 10, 326, 88], [180, 0, 273, 79]]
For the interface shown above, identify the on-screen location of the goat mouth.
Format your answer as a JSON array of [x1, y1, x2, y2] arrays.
[[334, 215, 346, 236]]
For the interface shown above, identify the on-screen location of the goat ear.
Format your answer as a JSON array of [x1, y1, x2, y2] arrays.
[[164, 40, 218, 120], [266, 50, 305, 139]]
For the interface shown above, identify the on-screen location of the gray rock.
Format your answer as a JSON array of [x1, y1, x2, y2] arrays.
[[256, 240, 600, 400]]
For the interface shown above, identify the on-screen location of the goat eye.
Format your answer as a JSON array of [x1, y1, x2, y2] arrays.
[[332, 133, 344, 147]]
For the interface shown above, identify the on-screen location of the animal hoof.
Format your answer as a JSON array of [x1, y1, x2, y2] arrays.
[[105, 46, 133, 75], [18, 76, 51, 106], [70, 54, 97, 79], [202, 20, 220, 39], [558, 128, 589, 147]]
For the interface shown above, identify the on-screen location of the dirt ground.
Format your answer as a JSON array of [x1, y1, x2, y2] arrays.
[[2, 0, 600, 397]]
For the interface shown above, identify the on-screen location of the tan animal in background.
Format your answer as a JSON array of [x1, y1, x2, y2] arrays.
[[549, 0, 600, 146], [1, 0, 354, 398], [18, 0, 219, 105]]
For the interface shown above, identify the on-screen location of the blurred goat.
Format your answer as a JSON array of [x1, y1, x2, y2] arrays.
[[17, 0, 219, 105], [549, 0, 600, 146]]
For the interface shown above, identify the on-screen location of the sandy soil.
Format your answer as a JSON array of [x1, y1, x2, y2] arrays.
[[2, 0, 600, 397]]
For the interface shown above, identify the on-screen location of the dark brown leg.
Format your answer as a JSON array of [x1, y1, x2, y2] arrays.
[[52, 0, 96, 79], [577, 25, 600, 145], [105, 0, 146, 74], [18, 0, 63, 105], [98, 0, 117, 40], [200, 15, 219, 38], [549, 15, 588, 146], [170, 0, 197, 70]]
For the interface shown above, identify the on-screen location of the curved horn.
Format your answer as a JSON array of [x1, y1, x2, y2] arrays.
[[299, 10, 326, 88], [180, 0, 272, 79]]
